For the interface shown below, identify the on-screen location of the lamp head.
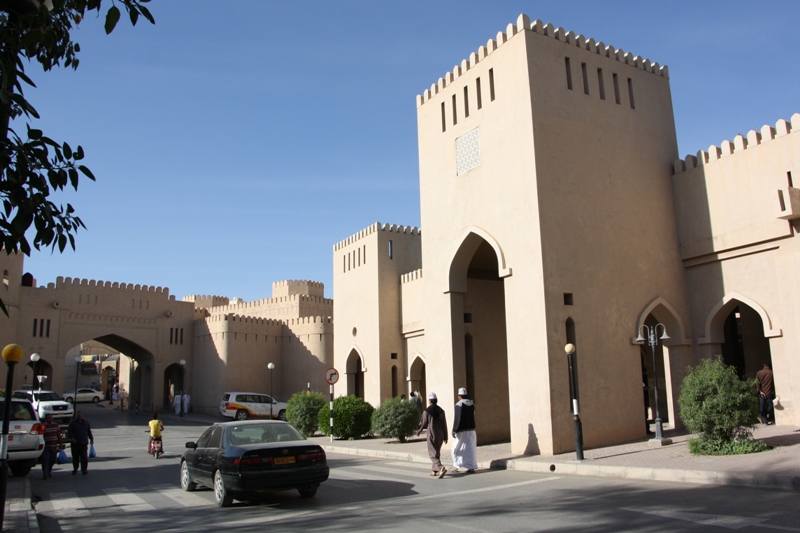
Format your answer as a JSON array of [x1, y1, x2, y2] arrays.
[[2, 344, 24, 363], [75, 356, 82, 363], [659, 331, 670, 341], [268, 362, 275, 370], [564, 343, 576, 355], [634, 333, 645, 343], [179, 359, 186, 366], [30, 353, 40, 363]]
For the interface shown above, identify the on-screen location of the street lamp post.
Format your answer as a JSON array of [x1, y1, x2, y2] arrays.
[[1, 344, 25, 529], [268, 363, 275, 419], [73, 356, 81, 420], [30, 353, 40, 390], [564, 343, 584, 460], [178, 359, 186, 417], [635, 324, 673, 446]]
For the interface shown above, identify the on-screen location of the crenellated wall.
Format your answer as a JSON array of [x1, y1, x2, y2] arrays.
[[333, 222, 421, 251], [183, 295, 230, 308], [272, 280, 324, 298], [416, 14, 668, 109], [673, 114, 800, 259]]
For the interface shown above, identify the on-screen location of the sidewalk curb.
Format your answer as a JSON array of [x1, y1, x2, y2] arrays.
[[322, 444, 800, 492]]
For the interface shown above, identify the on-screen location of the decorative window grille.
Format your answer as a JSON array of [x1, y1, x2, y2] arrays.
[[456, 128, 481, 176]]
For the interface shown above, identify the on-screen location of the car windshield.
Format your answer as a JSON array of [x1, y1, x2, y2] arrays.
[[33, 392, 62, 402], [227, 424, 305, 446], [0, 401, 37, 421]]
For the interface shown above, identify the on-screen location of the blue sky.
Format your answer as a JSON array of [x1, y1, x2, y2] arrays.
[[19, 1, 800, 301]]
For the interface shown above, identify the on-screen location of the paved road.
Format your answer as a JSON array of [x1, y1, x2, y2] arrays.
[[29, 406, 800, 532]]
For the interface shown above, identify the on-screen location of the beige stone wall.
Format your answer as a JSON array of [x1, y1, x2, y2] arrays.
[[673, 115, 800, 424]]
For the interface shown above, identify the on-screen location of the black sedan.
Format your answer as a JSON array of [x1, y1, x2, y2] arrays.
[[180, 420, 329, 507]]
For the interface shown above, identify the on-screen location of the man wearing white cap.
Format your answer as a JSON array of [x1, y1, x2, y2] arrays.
[[451, 387, 477, 473], [416, 392, 448, 478]]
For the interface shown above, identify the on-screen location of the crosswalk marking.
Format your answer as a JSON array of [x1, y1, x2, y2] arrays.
[[43, 491, 91, 518], [149, 485, 213, 508], [102, 488, 156, 512], [339, 463, 433, 479]]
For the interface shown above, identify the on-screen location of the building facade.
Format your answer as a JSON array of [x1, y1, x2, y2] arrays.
[[332, 14, 799, 455]]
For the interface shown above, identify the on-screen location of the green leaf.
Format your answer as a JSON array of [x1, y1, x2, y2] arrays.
[[78, 165, 96, 181], [28, 129, 43, 140], [105, 5, 121, 34], [63, 142, 73, 159], [129, 7, 139, 26]]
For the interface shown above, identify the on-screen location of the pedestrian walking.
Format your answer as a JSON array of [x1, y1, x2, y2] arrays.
[[756, 362, 775, 425], [67, 411, 94, 475], [416, 392, 448, 478], [182, 390, 191, 416], [174, 392, 182, 416], [41, 413, 62, 479], [451, 387, 477, 473], [410, 391, 422, 420]]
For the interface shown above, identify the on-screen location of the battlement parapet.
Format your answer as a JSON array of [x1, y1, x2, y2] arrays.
[[195, 313, 285, 326], [272, 280, 325, 298], [40, 276, 170, 296], [417, 13, 669, 108], [401, 269, 423, 284], [206, 294, 333, 315], [282, 316, 333, 326], [334, 222, 421, 251], [673, 114, 800, 175], [183, 295, 230, 308]]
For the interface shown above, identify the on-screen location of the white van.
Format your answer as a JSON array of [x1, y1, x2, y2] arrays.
[[219, 392, 288, 421]]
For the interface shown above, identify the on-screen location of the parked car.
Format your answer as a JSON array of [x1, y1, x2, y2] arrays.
[[218, 392, 288, 421], [12, 390, 73, 422], [180, 420, 329, 507], [62, 388, 104, 404], [0, 398, 46, 477]]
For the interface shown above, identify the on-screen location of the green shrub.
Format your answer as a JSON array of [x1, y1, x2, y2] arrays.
[[372, 398, 420, 442], [687, 436, 770, 455], [678, 356, 765, 455], [317, 395, 374, 440], [285, 391, 326, 437]]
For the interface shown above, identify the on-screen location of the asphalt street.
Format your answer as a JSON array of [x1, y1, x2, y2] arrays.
[[28, 406, 800, 532]]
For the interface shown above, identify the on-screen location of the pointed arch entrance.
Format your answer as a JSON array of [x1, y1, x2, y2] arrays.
[[702, 295, 775, 380], [86, 334, 155, 412], [163, 363, 185, 410], [26, 358, 53, 391], [408, 354, 427, 401], [448, 231, 510, 444], [345, 348, 365, 399]]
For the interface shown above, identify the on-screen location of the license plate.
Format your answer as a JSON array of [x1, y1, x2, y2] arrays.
[[274, 456, 295, 465]]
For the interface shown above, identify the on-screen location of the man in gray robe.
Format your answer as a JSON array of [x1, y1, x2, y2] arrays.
[[416, 392, 448, 478]]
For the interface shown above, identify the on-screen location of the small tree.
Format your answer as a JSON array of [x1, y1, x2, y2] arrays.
[[317, 395, 374, 440], [285, 391, 325, 437], [372, 397, 419, 442], [678, 356, 768, 455]]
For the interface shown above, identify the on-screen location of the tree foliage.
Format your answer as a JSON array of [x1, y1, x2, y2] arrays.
[[0, 0, 155, 313], [678, 356, 768, 455], [317, 395, 374, 440], [285, 391, 326, 437], [371, 397, 419, 443]]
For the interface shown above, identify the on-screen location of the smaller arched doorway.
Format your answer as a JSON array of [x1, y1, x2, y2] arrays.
[[345, 349, 364, 399], [720, 303, 772, 380], [26, 358, 54, 391], [408, 355, 427, 401]]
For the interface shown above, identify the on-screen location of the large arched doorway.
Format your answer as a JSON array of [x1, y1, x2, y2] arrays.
[[345, 349, 364, 399], [25, 358, 53, 391], [720, 303, 772, 380], [449, 233, 510, 444]]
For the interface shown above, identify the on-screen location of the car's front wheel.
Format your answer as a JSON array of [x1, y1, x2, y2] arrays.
[[214, 471, 233, 507], [298, 485, 317, 498], [234, 410, 249, 420], [92, 396, 100, 403], [8, 464, 31, 477], [278, 410, 286, 421], [180, 461, 196, 491]]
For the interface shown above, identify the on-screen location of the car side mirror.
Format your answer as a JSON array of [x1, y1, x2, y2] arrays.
[[185, 442, 197, 449]]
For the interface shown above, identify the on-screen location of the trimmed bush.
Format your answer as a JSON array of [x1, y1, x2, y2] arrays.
[[317, 395, 374, 440], [372, 398, 420, 442], [285, 391, 326, 437], [678, 356, 769, 455]]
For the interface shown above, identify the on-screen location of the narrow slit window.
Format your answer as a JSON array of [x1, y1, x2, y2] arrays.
[[46, 319, 50, 337], [388, 240, 393, 259], [565, 58, 573, 90], [476, 77, 482, 109], [489, 68, 495, 101], [597, 68, 605, 100], [358, 247, 361, 266], [613, 73, 620, 104], [32, 318, 37, 337], [39, 319, 44, 337], [452, 94, 457, 125], [463, 86, 470, 117], [343, 255, 345, 273], [180, 328, 184, 345], [363, 245, 366, 264], [627, 77, 635, 109], [441, 102, 446, 132], [581, 62, 589, 95], [788, 171, 794, 188]]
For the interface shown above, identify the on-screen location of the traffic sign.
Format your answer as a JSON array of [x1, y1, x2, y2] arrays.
[[325, 368, 339, 385]]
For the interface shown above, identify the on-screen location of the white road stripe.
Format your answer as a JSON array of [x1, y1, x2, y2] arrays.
[[40, 491, 91, 518], [342, 464, 433, 479], [102, 488, 155, 512], [149, 485, 212, 507]]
